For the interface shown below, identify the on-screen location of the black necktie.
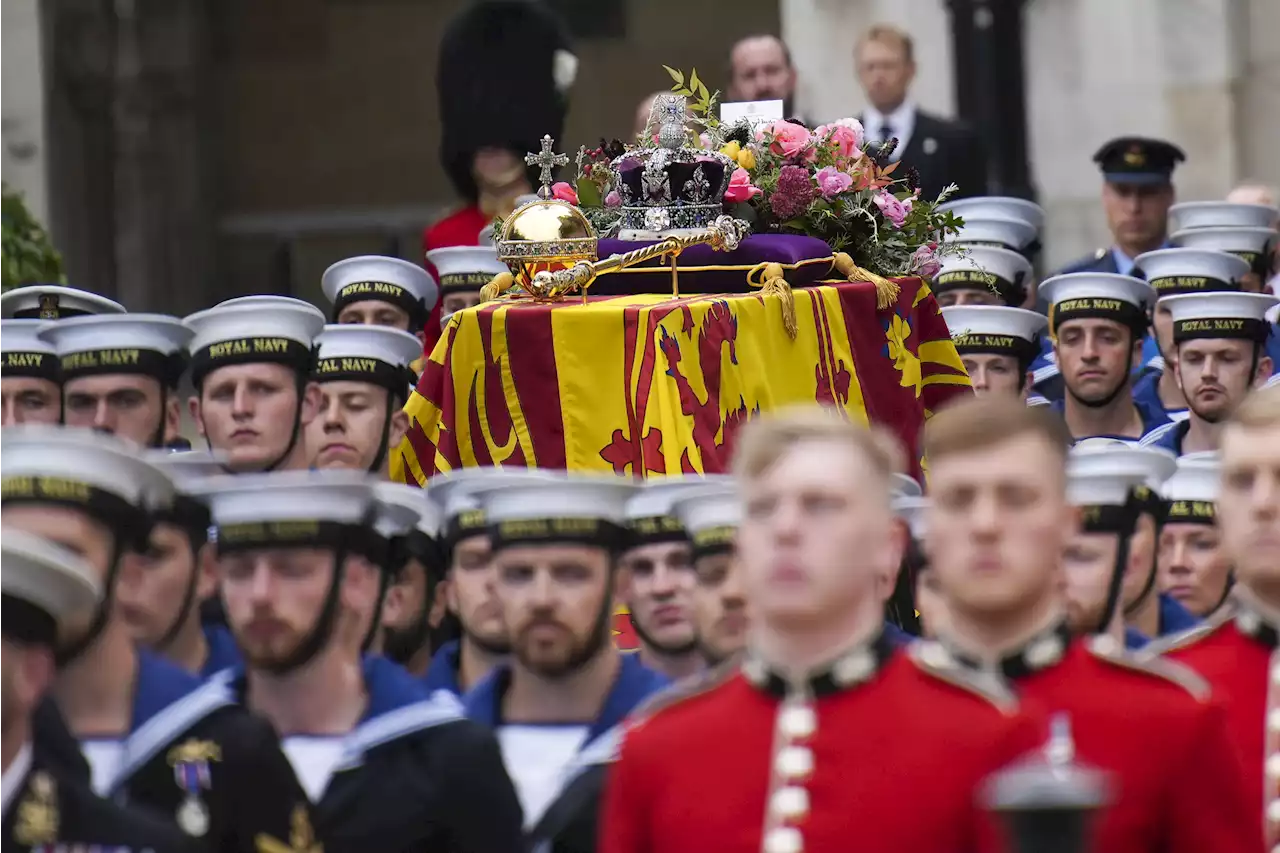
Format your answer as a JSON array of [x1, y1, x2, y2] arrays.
[[879, 121, 894, 144]]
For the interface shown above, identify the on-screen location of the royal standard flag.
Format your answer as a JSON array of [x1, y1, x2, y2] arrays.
[[392, 278, 969, 485]]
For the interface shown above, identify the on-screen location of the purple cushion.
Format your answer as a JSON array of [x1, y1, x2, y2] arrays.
[[592, 234, 835, 295]]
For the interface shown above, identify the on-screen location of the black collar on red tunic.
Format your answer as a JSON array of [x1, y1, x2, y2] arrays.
[[1234, 593, 1280, 649], [946, 621, 1074, 681], [739, 628, 897, 698]]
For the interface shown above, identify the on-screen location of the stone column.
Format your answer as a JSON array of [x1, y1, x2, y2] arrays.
[[2, 0, 50, 220]]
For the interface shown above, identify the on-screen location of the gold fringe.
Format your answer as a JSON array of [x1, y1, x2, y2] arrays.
[[747, 261, 798, 340], [479, 271, 514, 303], [832, 252, 901, 310]]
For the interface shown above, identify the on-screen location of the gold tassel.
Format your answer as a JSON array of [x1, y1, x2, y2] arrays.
[[833, 252, 900, 310], [479, 271, 514, 303], [747, 261, 798, 340]]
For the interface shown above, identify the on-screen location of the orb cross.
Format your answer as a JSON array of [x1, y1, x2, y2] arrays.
[[526, 135, 570, 199]]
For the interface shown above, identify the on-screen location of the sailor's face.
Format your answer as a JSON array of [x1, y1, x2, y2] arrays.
[[691, 552, 747, 665], [1152, 302, 1175, 360], [1054, 319, 1139, 404], [619, 541, 698, 656], [1119, 513, 1158, 612], [115, 523, 206, 651], [961, 354, 1027, 399], [739, 440, 898, 627], [1, 377, 61, 426], [442, 292, 484, 317], [1158, 523, 1230, 617], [913, 567, 949, 639], [446, 534, 509, 654], [2, 505, 115, 641], [493, 543, 613, 678], [1219, 418, 1280, 590], [936, 288, 1003, 308], [63, 374, 169, 447], [218, 547, 336, 668], [336, 300, 412, 332], [381, 556, 443, 663], [193, 363, 316, 473], [926, 433, 1072, 620], [1060, 531, 1117, 633], [1175, 339, 1266, 423], [306, 381, 392, 472]]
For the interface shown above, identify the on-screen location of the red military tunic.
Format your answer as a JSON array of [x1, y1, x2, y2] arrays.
[[599, 631, 1040, 853], [1149, 591, 1274, 849], [420, 205, 490, 355], [947, 623, 1259, 853]]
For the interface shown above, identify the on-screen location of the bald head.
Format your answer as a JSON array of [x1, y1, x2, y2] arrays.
[[728, 35, 797, 106], [1227, 183, 1278, 211]]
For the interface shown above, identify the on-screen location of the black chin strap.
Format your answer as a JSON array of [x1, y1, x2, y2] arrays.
[[1095, 493, 1142, 636], [154, 526, 209, 652], [55, 518, 152, 666], [367, 389, 398, 474]]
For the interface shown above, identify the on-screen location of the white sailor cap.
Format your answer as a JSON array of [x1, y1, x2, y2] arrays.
[[933, 245, 1032, 306], [144, 449, 228, 490], [426, 467, 558, 542], [938, 197, 1045, 234], [1, 319, 59, 381], [482, 474, 639, 551], [1132, 247, 1250, 299], [0, 285, 126, 321], [891, 495, 929, 541], [313, 324, 421, 392], [1169, 201, 1279, 232], [183, 298, 325, 388], [38, 313, 192, 386], [1163, 291, 1278, 344], [1161, 456, 1220, 524], [945, 216, 1037, 253], [1172, 226, 1277, 273], [1068, 442, 1176, 491], [623, 475, 733, 544], [1038, 273, 1154, 335], [2, 528, 101, 644], [890, 473, 922, 499], [1, 425, 176, 527], [671, 483, 740, 557], [374, 482, 443, 539], [942, 306, 1047, 358], [426, 246, 508, 296], [321, 255, 439, 320], [191, 469, 378, 552], [477, 223, 498, 247]]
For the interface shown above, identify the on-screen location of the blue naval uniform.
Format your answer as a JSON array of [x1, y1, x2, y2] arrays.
[[1139, 417, 1190, 455], [1130, 361, 1189, 425], [200, 624, 242, 679], [1051, 395, 1171, 444], [882, 621, 916, 648], [422, 639, 464, 696], [1124, 595, 1201, 650], [465, 653, 668, 851]]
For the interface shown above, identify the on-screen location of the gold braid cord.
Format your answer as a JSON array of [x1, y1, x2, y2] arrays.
[[746, 262, 798, 340], [833, 252, 901, 310], [479, 271, 515, 303]]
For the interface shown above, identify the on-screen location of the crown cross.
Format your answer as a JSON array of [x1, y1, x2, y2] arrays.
[[526, 135, 570, 199]]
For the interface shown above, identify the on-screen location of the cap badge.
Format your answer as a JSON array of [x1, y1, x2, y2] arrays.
[[13, 771, 59, 845], [38, 294, 60, 320], [1123, 145, 1146, 167]]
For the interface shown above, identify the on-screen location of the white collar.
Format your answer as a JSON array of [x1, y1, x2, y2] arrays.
[[864, 101, 915, 133], [1, 742, 33, 819]]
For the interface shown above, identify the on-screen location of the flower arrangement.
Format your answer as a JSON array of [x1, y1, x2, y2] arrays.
[[2, 182, 64, 292], [553, 68, 965, 280]]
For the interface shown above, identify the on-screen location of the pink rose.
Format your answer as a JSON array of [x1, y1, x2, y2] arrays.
[[873, 190, 913, 228], [604, 190, 622, 208], [910, 244, 941, 279], [723, 167, 762, 203], [816, 121, 864, 163], [551, 182, 578, 204], [814, 166, 853, 199], [758, 120, 813, 160]]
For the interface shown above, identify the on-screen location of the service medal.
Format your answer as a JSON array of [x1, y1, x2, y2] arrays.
[[177, 795, 210, 837]]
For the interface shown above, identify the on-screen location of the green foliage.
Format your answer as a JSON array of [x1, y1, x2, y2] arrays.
[[2, 183, 64, 292]]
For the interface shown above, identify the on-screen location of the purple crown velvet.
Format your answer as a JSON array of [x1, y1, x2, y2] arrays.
[[592, 234, 836, 295], [610, 148, 736, 233]]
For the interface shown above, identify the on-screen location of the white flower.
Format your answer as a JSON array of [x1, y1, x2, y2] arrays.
[[553, 50, 578, 94]]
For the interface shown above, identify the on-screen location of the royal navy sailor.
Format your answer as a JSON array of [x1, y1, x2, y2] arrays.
[[2, 528, 200, 853], [193, 469, 525, 852], [1139, 291, 1277, 454], [1152, 455, 1234, 620], [0, 284, 125, 321], [321, 255, 438, 372], [463, 474, 669, 852], [374, 483, 450, 678], [1, 319, 62, 426], [670, 480, 750, 666], [38, 313, 193, 448], [1, 426, 310, 850], [427, 244, 508, 330], [941, 305, 1047, 403]]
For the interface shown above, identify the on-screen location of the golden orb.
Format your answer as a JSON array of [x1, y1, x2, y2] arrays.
[[497, 198, 599, 294]]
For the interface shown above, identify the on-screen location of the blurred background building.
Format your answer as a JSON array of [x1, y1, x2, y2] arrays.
[[4, 0, 1277, 313]]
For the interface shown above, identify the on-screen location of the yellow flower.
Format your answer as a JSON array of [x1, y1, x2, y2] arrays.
[[736, 146, 756, 171], [719, 141, 741, 161], [885, 314, 923, 396]]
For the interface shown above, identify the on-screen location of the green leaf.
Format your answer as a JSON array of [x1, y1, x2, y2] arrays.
[[689, 69, 702, 97], [698, 80, 710, 103], [674, 87, 693, 97], [575, 177, 602, 208], [663, 65, 684, 87]]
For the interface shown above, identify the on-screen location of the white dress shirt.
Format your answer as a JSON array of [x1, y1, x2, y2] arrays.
[[1, 742, 33, 819], [862, 101, 917, 162]]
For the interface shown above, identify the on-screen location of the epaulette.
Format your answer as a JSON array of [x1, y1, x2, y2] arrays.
[[1137, 601, 1235, 660], [626, 656, 739, 728], [1085, 635, 1210, 701], [908, 641, 1019, 714]]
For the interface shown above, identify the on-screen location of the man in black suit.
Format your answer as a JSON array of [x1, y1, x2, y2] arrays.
[[855, 24, 987, 200]]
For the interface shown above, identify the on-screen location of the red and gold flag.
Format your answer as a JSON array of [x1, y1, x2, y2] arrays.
[[392, 278, 969, 485]]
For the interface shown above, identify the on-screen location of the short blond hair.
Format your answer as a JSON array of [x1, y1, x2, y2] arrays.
[[923, 396, 1072, 465], [857, 24, 914, 64], [732, 405, 905, 484], [1227, 383, 1280, 429]]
